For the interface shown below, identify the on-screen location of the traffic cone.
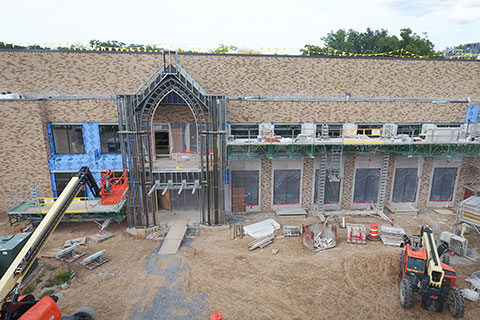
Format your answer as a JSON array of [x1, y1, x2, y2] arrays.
[[367, 223, 380, 241]]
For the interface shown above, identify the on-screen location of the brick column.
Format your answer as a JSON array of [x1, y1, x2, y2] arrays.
[[261, 158, 272, 211]]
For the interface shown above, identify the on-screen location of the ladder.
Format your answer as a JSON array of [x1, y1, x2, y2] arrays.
[[328, 145, 343, 178], [321, 124, 329, 138], [315, 150, 327, 213], [375, 154, 390, 211]]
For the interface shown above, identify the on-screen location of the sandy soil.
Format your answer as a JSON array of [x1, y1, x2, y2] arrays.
[[0, 209, 479, 320]]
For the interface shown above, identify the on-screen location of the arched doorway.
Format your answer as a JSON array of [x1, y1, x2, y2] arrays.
[[116, 51, 226, 227]]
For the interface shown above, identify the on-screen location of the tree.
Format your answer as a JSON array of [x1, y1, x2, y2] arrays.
[[209, 44, 237, 54], [302, 28, 440, 57]]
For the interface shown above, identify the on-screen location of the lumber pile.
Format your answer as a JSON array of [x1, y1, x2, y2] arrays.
[[248, 234, 274, 250]]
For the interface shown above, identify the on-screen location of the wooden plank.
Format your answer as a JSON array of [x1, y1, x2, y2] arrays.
[[159, 219, 189, 255]]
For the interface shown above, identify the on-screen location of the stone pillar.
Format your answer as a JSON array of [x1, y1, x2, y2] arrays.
[[341, 154, 355, 210], [418, 157, 434, 208], [302, 158, 314, 211], [260, 158, 272, 212]]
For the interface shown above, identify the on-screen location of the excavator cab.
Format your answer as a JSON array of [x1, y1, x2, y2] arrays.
[[399, 226, 464, 318]]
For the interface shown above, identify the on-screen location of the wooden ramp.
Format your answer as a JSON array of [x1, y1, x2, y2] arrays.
[[158, 219, 189, 255]]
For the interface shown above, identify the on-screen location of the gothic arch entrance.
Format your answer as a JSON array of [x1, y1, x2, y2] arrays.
[[117, 51, 226, 227]]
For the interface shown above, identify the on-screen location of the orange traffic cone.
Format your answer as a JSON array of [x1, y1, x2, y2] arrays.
[[367, 223, 380, 241]]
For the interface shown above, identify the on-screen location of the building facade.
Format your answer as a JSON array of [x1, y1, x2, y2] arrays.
[[0, 50, 479, 227]]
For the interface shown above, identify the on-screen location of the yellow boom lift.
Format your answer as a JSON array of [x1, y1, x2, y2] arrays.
[[0, 167, 101, 320]]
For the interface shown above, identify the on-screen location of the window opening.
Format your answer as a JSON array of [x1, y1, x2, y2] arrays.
[[353, 168, 380, 203], [99, 125, 120, 153], [274, 124, 301, 138], [52, 124, 84, 154], [392, 168, 418, 203], [231, 170, 259, 212], [314, 169, 341, 204], [430, 167, 457, 201], [54, 172, 86, 197], [274, 170, 301, 205]]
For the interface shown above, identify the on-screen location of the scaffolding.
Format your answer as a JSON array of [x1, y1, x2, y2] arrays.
[[116, 51, 227, 228]]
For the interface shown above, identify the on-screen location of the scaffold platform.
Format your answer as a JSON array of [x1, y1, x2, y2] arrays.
[[6, 197, 126, 226]]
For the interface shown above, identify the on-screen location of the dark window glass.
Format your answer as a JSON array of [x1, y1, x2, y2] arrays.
[[316, 124, 342, 138], [52, 125, 84, 154], [392, 168, 418, 203], [274, 125, 301, 138], [397, 124, 422, 137], [99, 125, 121, 153], [353, 168, 380, 203], [430, 167, 457, 201], [274, 170, 301, 205], [230, 124, 259, 140], [231, 171, 259, 206], [357, 124, 383, 137], [407, 257, 424, 271], [54, 172, 86, 198], [314, 169, 341, 204]]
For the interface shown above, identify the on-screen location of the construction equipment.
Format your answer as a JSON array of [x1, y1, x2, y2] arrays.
[[399, 226, 464, 317], [0, 167, 102, 320]]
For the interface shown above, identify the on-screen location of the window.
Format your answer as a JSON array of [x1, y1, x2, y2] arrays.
[[392, 168, 418, 203], [430, 167, 457, 201], [357, 124, 383, 137], [274, 170, 301, 205], [316, 124, 342, 138], [274, 124, 301, 138], [396, 124, 422, 137], [52, 124, 84, 154], [229, 124, 259, 140], [407, 257, 424, 272], [314, 169, 341, 204], [353, 168, 380, 203], [99, 125, 120, 153], [54, 172, 86, 198], [231, 171, 259, 211]]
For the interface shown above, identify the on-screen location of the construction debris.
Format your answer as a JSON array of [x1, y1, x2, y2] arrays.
[[346, 223, 366, 244], [248, 234, 275, 250], [380, 225, 406, 246], [283, 226, 301, 237], [244, 219, 280, 239], [80, 250, 109, 270], [230, 223, 244, 240], [56, 243, 86, 263], [272, 249, 279, 255], [302, 221, 337, 252], [275, 207, 307, 217], [440, 231, 469, 256], [64, 237, 87, 248], [89, 231, 113, 242]]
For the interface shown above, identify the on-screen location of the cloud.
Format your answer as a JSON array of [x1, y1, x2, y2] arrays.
[[378, 0, 448, 17]]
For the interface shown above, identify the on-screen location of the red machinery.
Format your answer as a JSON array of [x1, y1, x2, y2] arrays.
[[99, 169, 128, 205]]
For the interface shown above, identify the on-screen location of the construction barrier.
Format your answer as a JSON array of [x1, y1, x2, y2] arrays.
[[367, 223, 381, 241]]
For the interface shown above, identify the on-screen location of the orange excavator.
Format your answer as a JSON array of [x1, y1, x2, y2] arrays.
[[0, 167, 127, 319]]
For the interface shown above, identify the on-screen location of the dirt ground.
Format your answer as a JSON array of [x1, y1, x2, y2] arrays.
[[1, 209, 479, 319]]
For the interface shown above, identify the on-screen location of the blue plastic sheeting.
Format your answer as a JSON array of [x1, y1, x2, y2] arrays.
[[466, 105, 479, 123]]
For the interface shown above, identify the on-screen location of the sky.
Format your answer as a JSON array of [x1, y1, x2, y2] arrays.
[[1, 0, 479, 53]]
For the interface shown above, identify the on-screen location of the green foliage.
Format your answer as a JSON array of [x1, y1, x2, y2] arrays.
[[47, 269, 74, 287], [302, 28, 440, 57], [23, 284, 35, 294], [36, 274, 44, 284], [210, 44, 238, 54], [40, 289, 55, 298]]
